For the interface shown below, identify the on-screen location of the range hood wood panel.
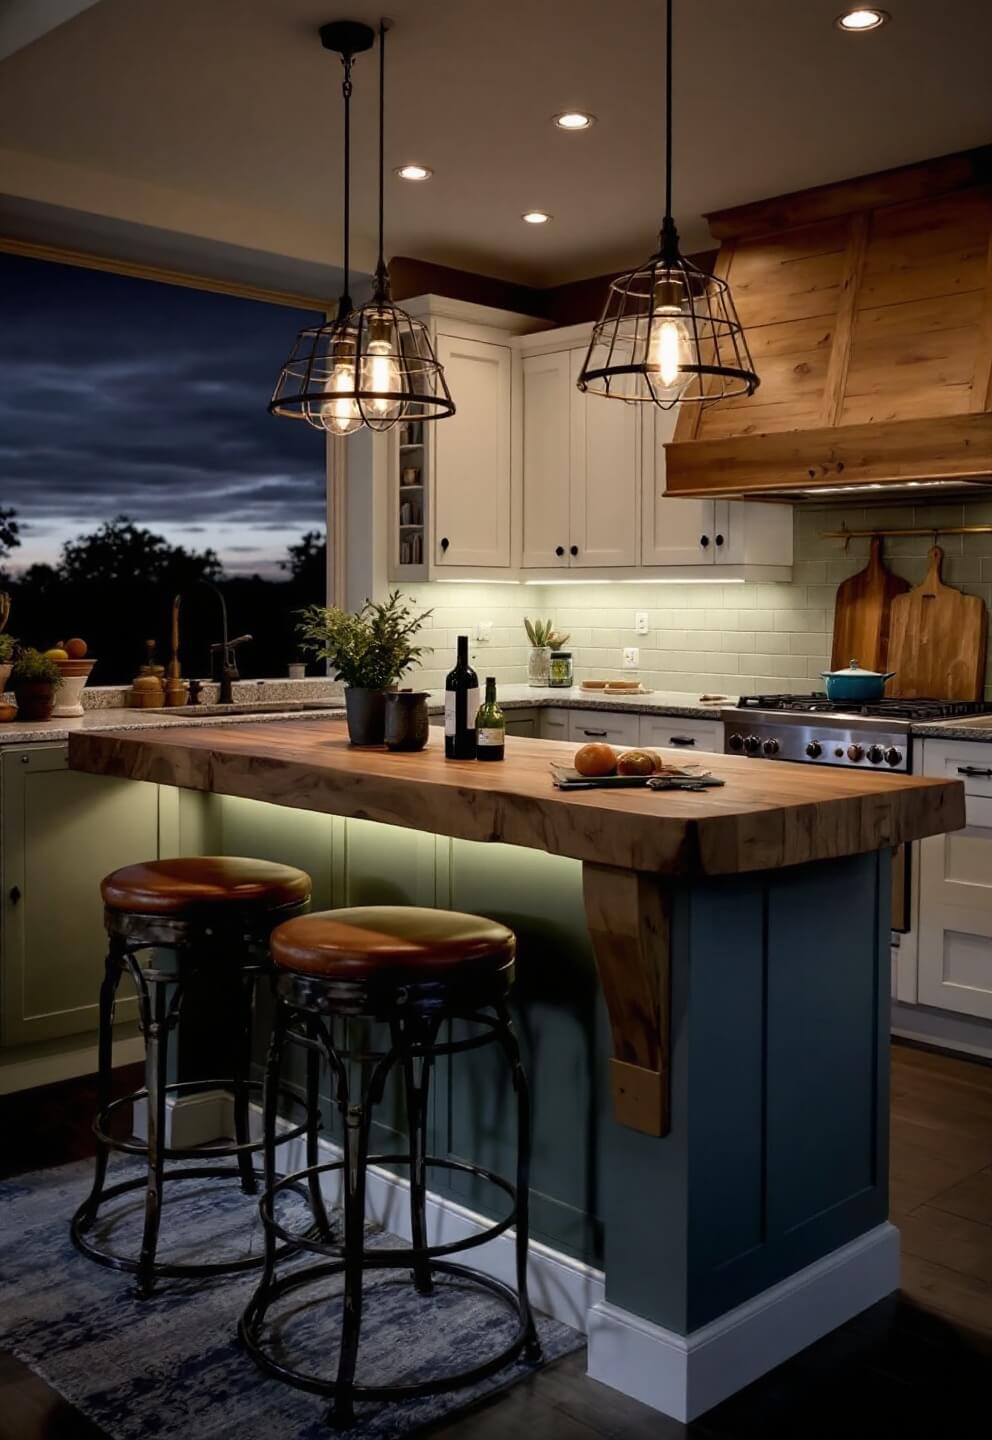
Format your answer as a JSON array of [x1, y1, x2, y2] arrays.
[[667, 149, 992, 500]]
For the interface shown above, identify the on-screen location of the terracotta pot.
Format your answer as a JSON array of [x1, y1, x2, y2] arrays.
[[12, 680, 58, 721], [0, 661, 11, 695], [344, 687, 388, 745]]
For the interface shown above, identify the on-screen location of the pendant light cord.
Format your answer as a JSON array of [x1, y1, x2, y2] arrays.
[[339, 53, 354, 314], [375, 20, 388, 296], [664, 0, 672, 223]]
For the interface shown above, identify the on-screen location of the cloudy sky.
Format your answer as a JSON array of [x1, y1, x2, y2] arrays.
[[0, 254, 327, 578]]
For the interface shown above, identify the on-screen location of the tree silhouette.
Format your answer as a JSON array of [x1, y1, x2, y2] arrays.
[[0, 507, 20, 563], [59, 516, 222, 588], [281, 530, 327, 592]]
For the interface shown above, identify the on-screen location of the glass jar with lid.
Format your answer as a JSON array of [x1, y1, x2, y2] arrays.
[[549, 651, 573, 688]]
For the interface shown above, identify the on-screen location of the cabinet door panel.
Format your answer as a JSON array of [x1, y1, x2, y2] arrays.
[[522, 352, 570, 569], [1, 750, 154, 1046], [639, 715, 723, 754], [641, 404, 715, 565], [569, 350, 638, 568], [717, 500, 794, 567], [567, 710, 641, 747], [539, 709, 569, 742], [433, 335, 511, 568]]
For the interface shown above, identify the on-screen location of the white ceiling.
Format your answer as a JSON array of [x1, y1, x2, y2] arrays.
[[1, 0, 992, 288]]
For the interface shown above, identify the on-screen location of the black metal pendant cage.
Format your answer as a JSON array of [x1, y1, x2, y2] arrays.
[[577, 245, 760, 409], [269, 302, 454, 435]]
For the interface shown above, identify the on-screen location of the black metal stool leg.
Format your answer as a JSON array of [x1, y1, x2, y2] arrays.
[[305, 1025, 335, 1242], [233, 969, 259, 1196], [400, 1017, 437, 1297], [496, 1002, 541, 1363], [330, 1068, 373, 1430], [76, 939, 126, 1227], [258, 1000, 287, 1292], [137, 972, 179, 1299]]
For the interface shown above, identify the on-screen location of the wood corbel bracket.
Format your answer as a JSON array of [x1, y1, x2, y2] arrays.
[[582, 863, 672, 1138]]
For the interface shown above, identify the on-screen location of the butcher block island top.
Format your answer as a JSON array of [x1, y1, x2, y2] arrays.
[[67, 716, 963, 879]]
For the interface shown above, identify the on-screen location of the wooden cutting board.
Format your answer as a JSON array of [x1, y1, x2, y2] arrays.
[[830, 537, 910, 672], [887, 547, 988, 700]]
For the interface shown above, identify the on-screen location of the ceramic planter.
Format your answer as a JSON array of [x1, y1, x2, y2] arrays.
[[384, 691, 430, 751], [528, 646, 552, 687], [51, 659, 97, 717], [12, 680, 58, 722], [344, 687, 389, 745]]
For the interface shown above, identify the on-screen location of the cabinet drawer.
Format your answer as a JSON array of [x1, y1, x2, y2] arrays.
[[918, 905, 992, 1020], [539, 709, 569, 742], [567, 710, 641, 747], [923, 739, 992, 796], [638, 715, 723, 754]]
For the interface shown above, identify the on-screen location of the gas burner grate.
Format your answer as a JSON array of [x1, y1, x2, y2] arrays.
[[735, 694, 992, 721]]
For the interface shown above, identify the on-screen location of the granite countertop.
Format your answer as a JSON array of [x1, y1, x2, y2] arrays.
[[0, 703, 347, 748], [912, 715, 992, 741], [424, 685, 730, 719]]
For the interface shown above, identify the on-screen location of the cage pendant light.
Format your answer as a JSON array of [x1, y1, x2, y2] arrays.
[[269, 21, 374, 435], [577, 0, 759, 409], [344, 20, 454, 432]]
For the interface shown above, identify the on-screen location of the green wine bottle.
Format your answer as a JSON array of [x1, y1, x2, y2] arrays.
[[475, 677, 505, 762]]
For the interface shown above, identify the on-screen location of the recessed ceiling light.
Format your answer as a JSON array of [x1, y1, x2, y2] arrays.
[[522, 210, 552, 225], [553, 111, 596, 131], [394, 163, 432, 181], [835, 7, 890, 31]]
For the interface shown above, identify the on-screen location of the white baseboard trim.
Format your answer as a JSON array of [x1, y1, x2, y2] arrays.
[[586, 1221, 900, 1423], [132, 1087, 234, 1150]]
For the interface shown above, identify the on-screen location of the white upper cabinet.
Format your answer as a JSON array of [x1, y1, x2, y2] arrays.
[[522, 351, 571, 569], [569, 349, 639, 568], [641, 402, 793, 570], [433, 334, 512, 569]]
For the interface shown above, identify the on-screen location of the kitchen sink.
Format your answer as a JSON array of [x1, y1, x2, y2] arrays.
[[145, 700, 345, 717]]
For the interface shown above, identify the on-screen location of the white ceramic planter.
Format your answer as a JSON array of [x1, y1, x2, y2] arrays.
[[51, 660, 96, 717]]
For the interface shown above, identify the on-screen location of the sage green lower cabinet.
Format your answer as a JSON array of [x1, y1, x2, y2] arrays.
[[0, 746, 160, 1047]]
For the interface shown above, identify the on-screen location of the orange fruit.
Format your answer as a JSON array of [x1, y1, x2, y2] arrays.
[[574, 742, 617, 778]]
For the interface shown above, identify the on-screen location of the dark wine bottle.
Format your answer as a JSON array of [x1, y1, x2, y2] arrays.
[[475, 677, 505, 762], [444, 635, 479, 760]]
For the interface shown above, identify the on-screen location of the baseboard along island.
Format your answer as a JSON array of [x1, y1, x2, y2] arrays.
[[68, 716, 964, 1421]]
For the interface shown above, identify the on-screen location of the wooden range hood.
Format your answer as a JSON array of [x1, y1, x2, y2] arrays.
[[665, 148, 992, 501]]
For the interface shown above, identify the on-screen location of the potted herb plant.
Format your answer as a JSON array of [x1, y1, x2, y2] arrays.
[[0, 632, 16, 697], [524, 617, 570, 688], [10, 648, 64, 721], [298, 591, 432, 745]]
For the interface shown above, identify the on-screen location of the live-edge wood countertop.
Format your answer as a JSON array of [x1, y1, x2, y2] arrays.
[[68, 717, 965, 879]]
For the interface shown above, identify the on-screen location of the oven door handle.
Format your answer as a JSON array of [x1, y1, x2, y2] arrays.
[[957, 765, 992, 778]]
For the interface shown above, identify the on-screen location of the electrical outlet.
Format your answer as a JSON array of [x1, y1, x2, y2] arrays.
[[634, 611, 649, 635], [475, 621, 493, 643], [623, 646, 640, 670]]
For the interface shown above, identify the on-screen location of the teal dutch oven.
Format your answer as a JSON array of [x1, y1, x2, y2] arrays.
[[820, 659, 895, 703]]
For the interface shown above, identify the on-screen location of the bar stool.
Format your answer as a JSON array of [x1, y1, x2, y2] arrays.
[[71, 856, 313, 1297], [240, 906, 541, 1430]]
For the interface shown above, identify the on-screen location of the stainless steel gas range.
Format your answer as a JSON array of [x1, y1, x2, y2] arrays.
[[721, 693, 992, 932], [721, 694, 990, 774]]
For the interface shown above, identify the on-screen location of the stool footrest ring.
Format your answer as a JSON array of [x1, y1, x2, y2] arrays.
[[93, 1077, 309, 1160]]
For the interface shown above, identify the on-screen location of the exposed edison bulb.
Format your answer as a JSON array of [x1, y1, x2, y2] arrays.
[[646, 305, 690, 401], [317, 357, 363, 436], [363, 336, 403, 422]]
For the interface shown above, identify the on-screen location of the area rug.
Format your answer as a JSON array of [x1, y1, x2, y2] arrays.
[[0, 1160, 583, 1439]]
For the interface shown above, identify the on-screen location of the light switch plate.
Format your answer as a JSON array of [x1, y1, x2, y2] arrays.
[[634, 612, 649, 635], [475, 621, 493, 643], [623, 646, 640, 670]]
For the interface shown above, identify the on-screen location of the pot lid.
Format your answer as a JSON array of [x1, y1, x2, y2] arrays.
[[821, 659, 895, 679]]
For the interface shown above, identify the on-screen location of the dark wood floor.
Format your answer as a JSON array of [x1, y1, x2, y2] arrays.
[[3, 1040, 991, 1438]]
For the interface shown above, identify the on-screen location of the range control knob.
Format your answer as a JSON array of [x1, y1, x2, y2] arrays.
[[885, 746, 903, 767], [762, 738, 780, 756], [867, 745, 884, 765], [847, 743, 865, 762], [805, 740, 822, 758], [744, 735, 762, 755], [727, 732, 745, 752]]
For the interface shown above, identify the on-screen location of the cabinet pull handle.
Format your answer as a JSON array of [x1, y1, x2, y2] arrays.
[[957, 765, 992, 777], [583, 729, 608, 738], [555, 546, 565, 557], [700, 535, 710, 548], [9, 886, 21, 904], [668, 735, 696, 746], [715, 534, 725, 547], [570, 545, 579, 557]]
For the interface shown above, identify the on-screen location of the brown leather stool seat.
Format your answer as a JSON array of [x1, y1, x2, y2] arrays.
[[270, 905, 516, 984], [101, 856, 311, 916]]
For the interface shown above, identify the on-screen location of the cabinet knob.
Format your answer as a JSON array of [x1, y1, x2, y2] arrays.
[[9, 886, 21, 904], [570, 545, 579, 557], [700, 535, 710, 548], [440, 537, 449, 552], [715, 534, 725, 547], [555, 545, 565, 557]]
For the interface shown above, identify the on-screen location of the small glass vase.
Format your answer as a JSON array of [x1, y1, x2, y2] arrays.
[[528, 646, 552, 688]]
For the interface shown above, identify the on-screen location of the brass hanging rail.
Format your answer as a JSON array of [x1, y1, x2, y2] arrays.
[[821, 524, 992, 541]]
